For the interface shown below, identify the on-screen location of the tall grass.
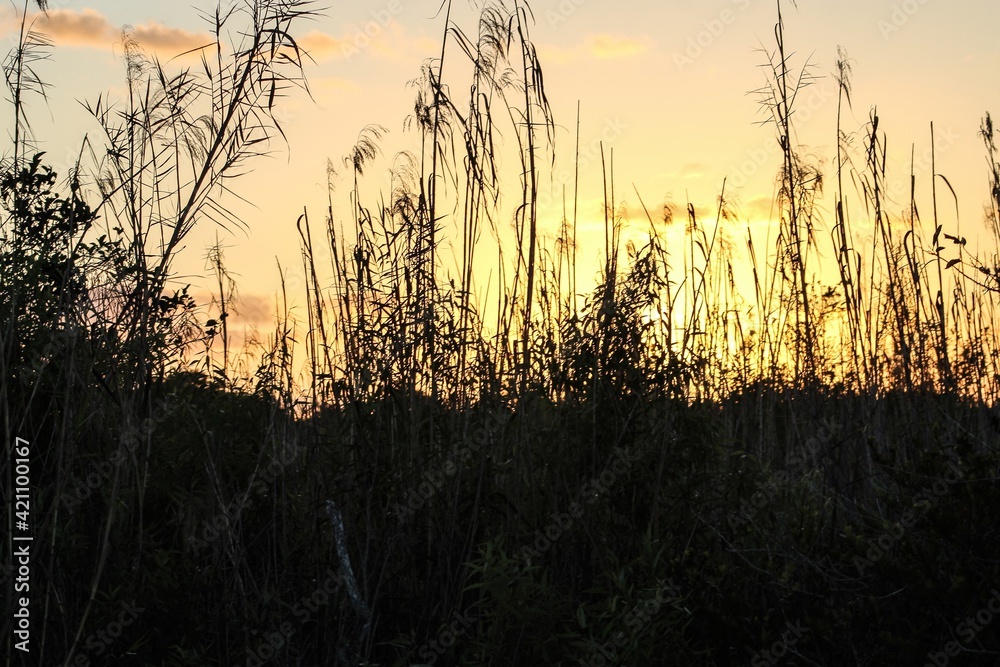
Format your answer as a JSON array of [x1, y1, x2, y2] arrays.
[[3, 0, 1000, 665]]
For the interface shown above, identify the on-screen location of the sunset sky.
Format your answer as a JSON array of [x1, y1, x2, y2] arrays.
[[3, 0, 1000, 356]]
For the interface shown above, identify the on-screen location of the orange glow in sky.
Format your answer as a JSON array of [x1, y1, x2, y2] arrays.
[[4, 0, 999, 380]]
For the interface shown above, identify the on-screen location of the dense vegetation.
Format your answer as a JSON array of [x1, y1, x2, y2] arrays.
[[3, 0, 1000, 665]]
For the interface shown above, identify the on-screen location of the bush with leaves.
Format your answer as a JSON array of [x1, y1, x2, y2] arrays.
[[0, 153, 104, 386]]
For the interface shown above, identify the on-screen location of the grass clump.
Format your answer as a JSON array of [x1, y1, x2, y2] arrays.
[[3, 1, 1000, 665]]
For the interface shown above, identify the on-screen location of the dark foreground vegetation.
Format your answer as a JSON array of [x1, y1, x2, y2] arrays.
[[3, 0, 1000, 665]]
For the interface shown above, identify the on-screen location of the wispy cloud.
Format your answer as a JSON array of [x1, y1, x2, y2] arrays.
[[586, 33, 650, 59], [296, 22, 433, 64], [744, 194, 774, 222], [538, 33, 651, 65], [31, 8, 116, 47], [128, 21, 213, 55], [233, 293, 273, 326], [1, 8, 213, 57], [682, 162, 708, 180], [296, 30, 352, 62], [191, 291, 273, 327], [0, 8, 434, 66], [312, 76, 362, 94], [537, 43, 574, 64]]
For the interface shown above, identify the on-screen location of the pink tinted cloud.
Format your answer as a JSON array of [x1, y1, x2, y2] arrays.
[[586, 33, 649, 59], [19, 8, 212, 57], [296, 29, 352, 61]]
